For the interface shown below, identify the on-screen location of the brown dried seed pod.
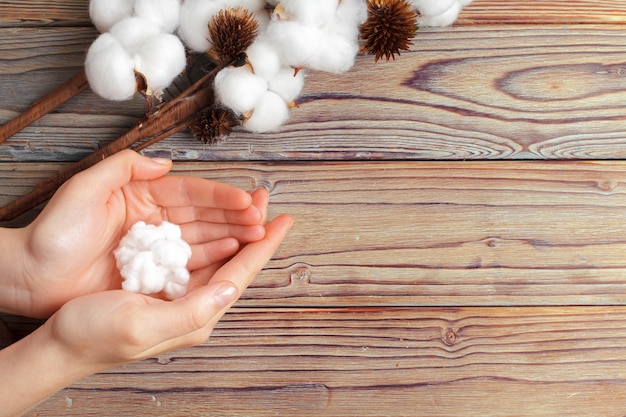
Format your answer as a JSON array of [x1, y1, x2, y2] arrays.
[[190, 106, 242, 144], [360, 0, 419, 62], [208, 7, 259, 65]]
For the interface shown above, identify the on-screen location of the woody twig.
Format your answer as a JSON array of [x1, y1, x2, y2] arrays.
[[0, 63, 224, 223]]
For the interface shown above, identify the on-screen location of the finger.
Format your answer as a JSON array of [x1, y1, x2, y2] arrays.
[[135, 215, 292, 346], [209, 214, 293, 292], [165, 203, 263, 226], [250, 188, 270, 225], [64, 150, 172, 205], [181, 222, 266, 245], [187, 237, 240, 271], [147, 176, 253, 211]]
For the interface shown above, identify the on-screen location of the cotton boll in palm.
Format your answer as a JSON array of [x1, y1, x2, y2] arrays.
[[134, 33, 187, 96], [134, 0, 181, 33], [178, 0, 222, 52], [214, 66, 268, 113], [247, 38, 282, 80], [85, 33, 138, 101], [89, 0, 135, 33], [410, 0, 456, 17], [164, 281, 188, 300], [152, 240, 192, 269], [244, 90, 289, 133], [121, 251, 166, 295], [418, 1, 462, 27], [109, 17, 161, 55], [268, 66, 305, 103]]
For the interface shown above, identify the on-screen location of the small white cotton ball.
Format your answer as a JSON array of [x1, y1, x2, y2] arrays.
[[159, 220, 183, 241], [134, 0, 181, 33], [418, 1, 462, 27], [178, 0, 221, 52], [410, 0, 456, 16], [246, 38, 282, 80], [134, 33, 187, 96], [115, 221, 193, 299], [85, 33, 137, 101], [215, 66, 268, 113], [164, 281, 188, 300], [265, 20, 321, 68], [311, 32, 358, 73], [268, 66, 305, 103], [109, 17, 161, 55], [244, 90, 289, 133], [152, 240, 191, 269], [278, 0, 339, 27], [89, 0, 135, 33]]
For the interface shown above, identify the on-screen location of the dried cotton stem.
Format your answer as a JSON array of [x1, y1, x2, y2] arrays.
[[0, 63, 225, 222]]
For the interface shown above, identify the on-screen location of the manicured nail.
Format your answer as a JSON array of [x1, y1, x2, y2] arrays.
[[214, 283, 239, 308], [151, 157, 172, 165]]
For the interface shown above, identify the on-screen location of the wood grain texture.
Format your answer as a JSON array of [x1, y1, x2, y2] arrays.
[[4, 161, 626, 307], [3, 26, 626, 161], [30, 307, 626, 416]]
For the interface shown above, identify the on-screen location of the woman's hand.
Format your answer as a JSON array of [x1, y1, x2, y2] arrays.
[[4, 150, 269, 318]]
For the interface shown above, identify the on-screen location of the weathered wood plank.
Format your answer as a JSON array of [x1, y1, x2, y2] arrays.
[[4, 160, 626, 307], [3, 26, 626, 161], [30, 307, 626, 416], [459, 1, 626, 24], [2, 0, 626, 28]]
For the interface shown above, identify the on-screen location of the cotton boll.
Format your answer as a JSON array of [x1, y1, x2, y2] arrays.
[[410, 0, 456, 17], [265, 21, 321, 68], [152, 240, 192, 268], [333, 0, 368, 38], [109, 17, 161, 55], [313, 32, 358, 73], [214, 66, 268, 113], [419, 1, 463, 27], [89, 0, 135, 33], [134, 33, 187, 96], [244, 90, 289, 133], [215, 0, 266, 11], [85, 33, 137, 101], [178, 0, 222, 52], [247, 38, 282, 80], [268, 67, 305, 103], [134, 0, 181, 33], [278, 0, 339, 27]]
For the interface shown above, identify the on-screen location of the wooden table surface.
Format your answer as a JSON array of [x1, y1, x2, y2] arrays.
[[3, 1, 626, 416]]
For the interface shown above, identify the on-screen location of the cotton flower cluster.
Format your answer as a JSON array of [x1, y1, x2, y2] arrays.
[[86, 0, 471, 133], [410, 0, 473, 27], [114, 221, 192, 300], [87, 0, 187, 100]]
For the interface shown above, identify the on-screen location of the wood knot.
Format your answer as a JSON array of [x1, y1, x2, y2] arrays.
[[443, 328, 458, 346], [290, 265, 311, 283]]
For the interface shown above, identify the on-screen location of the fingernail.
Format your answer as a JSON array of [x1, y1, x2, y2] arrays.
[[150, 157, 172, 165], [214, 283, 239, 308]]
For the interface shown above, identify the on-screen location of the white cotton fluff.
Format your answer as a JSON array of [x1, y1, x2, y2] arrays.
[[215, 0, 266, 11], [244, 90, 289, 133], [410, 0, 472, 27], [268, 66, 305, 103], [276, 0, 339, 27], [246, 38, 283, 80], [133, 0, 181, 33], [177, 0, 222, 53], [114, 221, 192, 300], [89, 0, 135, 33], [85, 33, 138, 101], [109, 17, 161, 55], [133, 33, 187, 96], [214, 66, 269, 113]]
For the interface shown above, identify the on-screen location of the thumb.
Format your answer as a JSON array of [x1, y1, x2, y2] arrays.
[[68, 149, 173, 201]]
